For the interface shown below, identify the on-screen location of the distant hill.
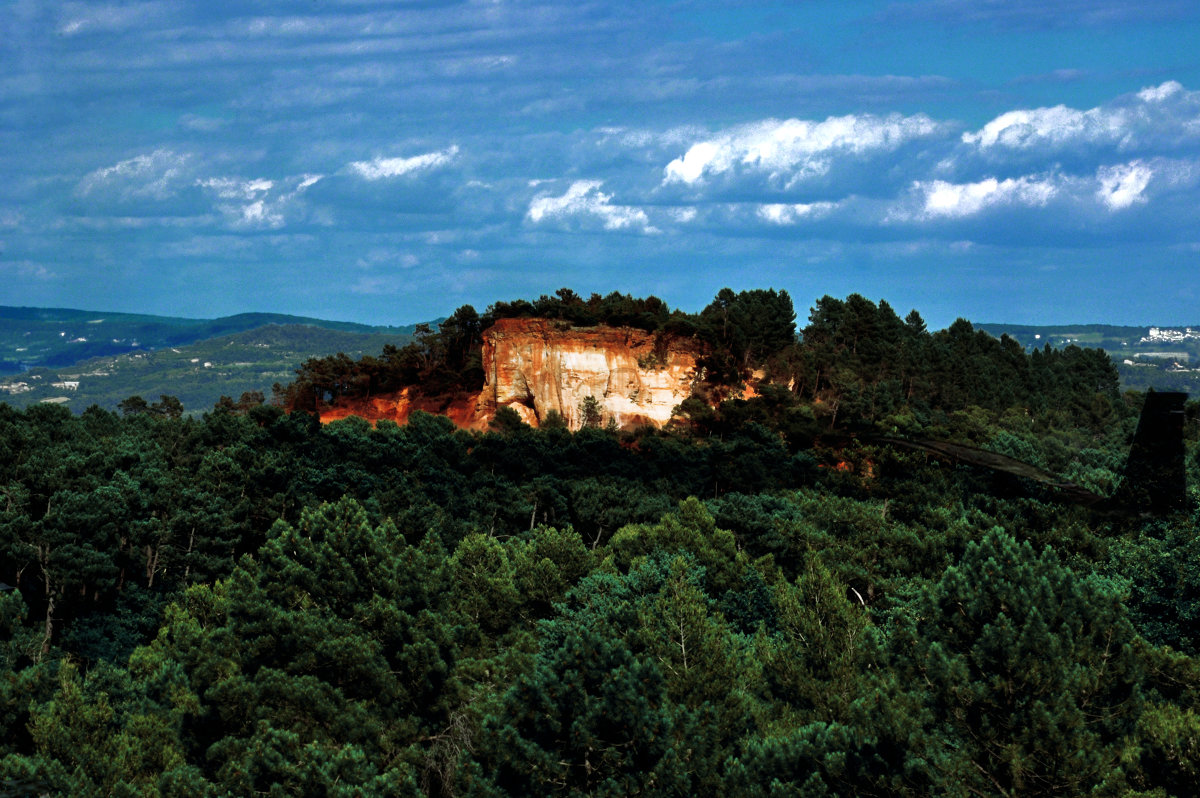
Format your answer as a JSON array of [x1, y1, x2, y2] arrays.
[[0, 316, 419, 415], [0, 305, 420, 376], [977, 322, 1200, 394]]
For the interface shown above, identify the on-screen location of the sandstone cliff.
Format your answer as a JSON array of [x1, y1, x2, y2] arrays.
[[476, 317, 700, 430], [318, 317, 702, 431]]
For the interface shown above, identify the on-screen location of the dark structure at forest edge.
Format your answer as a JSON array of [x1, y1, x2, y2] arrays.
[[878, 389, 1188, 516], [1111, 390, 1188, 514]]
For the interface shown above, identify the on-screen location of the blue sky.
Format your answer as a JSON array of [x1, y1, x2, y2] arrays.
[[4, 1, 1200, 328]]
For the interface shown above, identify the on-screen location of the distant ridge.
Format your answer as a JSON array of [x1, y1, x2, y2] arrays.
[[0, 305, 417, 333], [0, 305, 424, 376], [976, 322, 1150, 340], [0, 322, 420, 414]]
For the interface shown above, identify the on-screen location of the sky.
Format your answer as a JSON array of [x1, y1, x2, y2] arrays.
[[4, 1, 1200, 329]]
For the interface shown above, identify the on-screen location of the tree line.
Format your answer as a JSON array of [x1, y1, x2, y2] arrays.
[[277, 287, 1120, 448]]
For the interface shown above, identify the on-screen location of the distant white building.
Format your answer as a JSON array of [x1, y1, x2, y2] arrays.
[[51, 381, 80, 391], [1141, 327, 1200, 343]]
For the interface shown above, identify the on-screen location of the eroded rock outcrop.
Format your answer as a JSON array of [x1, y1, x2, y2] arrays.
[[318, 317, 702, 431], [475, 318, 700, 430], [319, 388, 485, 429]]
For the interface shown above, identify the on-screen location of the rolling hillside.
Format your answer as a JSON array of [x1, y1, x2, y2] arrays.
[[0, 305, 419, 375], [0, 323, 416, 414]]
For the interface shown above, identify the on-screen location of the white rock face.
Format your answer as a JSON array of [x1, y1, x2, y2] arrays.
[[478, 318, 700, 430]]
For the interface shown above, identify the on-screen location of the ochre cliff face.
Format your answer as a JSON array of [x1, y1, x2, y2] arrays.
[[476, 318, 700, 430], [319, 388, 486, 429], [318, 318, 701, 431]]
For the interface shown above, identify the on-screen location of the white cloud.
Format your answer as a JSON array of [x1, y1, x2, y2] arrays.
[[963, 81, 1200, 153], [76, 149, 190, 199], [757, 202, 836, 225], [198, 177, 274, 200], [1096, 161, 1153, 210], [666, 141, 724, 185], [527, 180, 658, 233], [909, 175, 1059, 219], [663, 113, 944, 187], [963, 105, 1128, 150], [237, 200, 283, 228], [349, 146, 459, 180], [1139, 80, 1185, 103], [197, 174, 323, 229]]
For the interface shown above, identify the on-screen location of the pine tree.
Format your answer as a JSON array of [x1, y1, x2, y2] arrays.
[[894, 529, 1145, 796]]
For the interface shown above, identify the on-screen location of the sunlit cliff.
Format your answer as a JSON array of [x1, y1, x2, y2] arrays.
[[319, 317, 701, 430]]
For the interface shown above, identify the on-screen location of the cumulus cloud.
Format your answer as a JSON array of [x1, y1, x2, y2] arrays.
[[527, 180, 658, 233], [963, 105, 1117, 150], [663, 113, 945, 188], [1096, 161, 1153, 210], [906, 175, 1060, 220], [757, 202, 837, 225], [349, 146, 459, 180], [647, 82, 1200, 234], [1139, 81, 1186, 103], [76, 150, 191, 200], [962, 81, 1200, 155], [885, 159, 1183, 227]]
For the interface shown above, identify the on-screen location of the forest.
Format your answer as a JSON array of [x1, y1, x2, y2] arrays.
[[2, 288, 1199, 796]]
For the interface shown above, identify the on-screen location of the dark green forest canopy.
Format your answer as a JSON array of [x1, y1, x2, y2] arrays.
[[2, 290, 1198, 796]]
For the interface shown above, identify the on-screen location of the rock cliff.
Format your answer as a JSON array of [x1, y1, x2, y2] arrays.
[[476, 318, 700, 430], [318, 317, 702, 431]]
